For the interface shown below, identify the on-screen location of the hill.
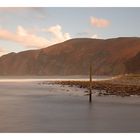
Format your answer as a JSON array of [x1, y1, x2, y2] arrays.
[[0, 37, 139, 75]]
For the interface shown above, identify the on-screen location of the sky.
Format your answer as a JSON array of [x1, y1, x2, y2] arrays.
[[0, 7, 140, 56]]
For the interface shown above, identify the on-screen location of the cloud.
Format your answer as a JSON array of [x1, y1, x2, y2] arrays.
[[91, 34, 99, 39], [0, 7, 21, 12], [76, 31, 90, 37], [0, 26, 50, 49], [0, 7, 44, 13], [46, 24, 71, 43], [0, 25, 71, 49], [0, 47, 8, 56], [0, 8, 37, 14], [0, 7, 46, 20], [90, 17, 110, 28]]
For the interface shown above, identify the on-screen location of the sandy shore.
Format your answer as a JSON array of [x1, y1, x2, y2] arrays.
[[0, 81, 140, 132]]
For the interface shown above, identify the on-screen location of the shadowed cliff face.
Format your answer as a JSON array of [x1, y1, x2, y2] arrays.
[[125, 52, 140, 74], [0, 37, 139, 76]]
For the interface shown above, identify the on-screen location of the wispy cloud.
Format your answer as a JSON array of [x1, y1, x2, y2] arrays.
[[0, 7, 47, 20], [76, 31, 90, 37], [0, 47, 8, 56], [0, 7, 44, 13], [0, 25, 71, 49], [0, 7, 35, 14], [90, 17, 110, 28], [0, 26, 50, 49]]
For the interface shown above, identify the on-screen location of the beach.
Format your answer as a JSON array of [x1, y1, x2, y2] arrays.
[[0, 80, 140, 132]]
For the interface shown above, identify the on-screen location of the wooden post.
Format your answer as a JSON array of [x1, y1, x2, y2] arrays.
[[89, 63, 92, 103]]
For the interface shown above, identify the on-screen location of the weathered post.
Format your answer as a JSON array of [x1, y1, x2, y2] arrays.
[[89, 63, 92, 103]]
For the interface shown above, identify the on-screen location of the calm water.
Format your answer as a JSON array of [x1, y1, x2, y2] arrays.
[[0, 75, 113, 82], [0, 80, 140, 132]]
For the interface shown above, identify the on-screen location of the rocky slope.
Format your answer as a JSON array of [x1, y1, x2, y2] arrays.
[[0, 37, 139, 75]]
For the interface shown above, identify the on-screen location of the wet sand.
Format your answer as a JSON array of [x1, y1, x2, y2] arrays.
[[0, 81, 140, 132]]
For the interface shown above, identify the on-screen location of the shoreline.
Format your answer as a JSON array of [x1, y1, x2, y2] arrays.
[[0, 74, 139, 97], [52, 75, 140, 97]]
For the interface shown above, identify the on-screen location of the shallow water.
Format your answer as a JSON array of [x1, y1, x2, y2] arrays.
[[0, 81, 140, 132], [0, 75, 113, 82]]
